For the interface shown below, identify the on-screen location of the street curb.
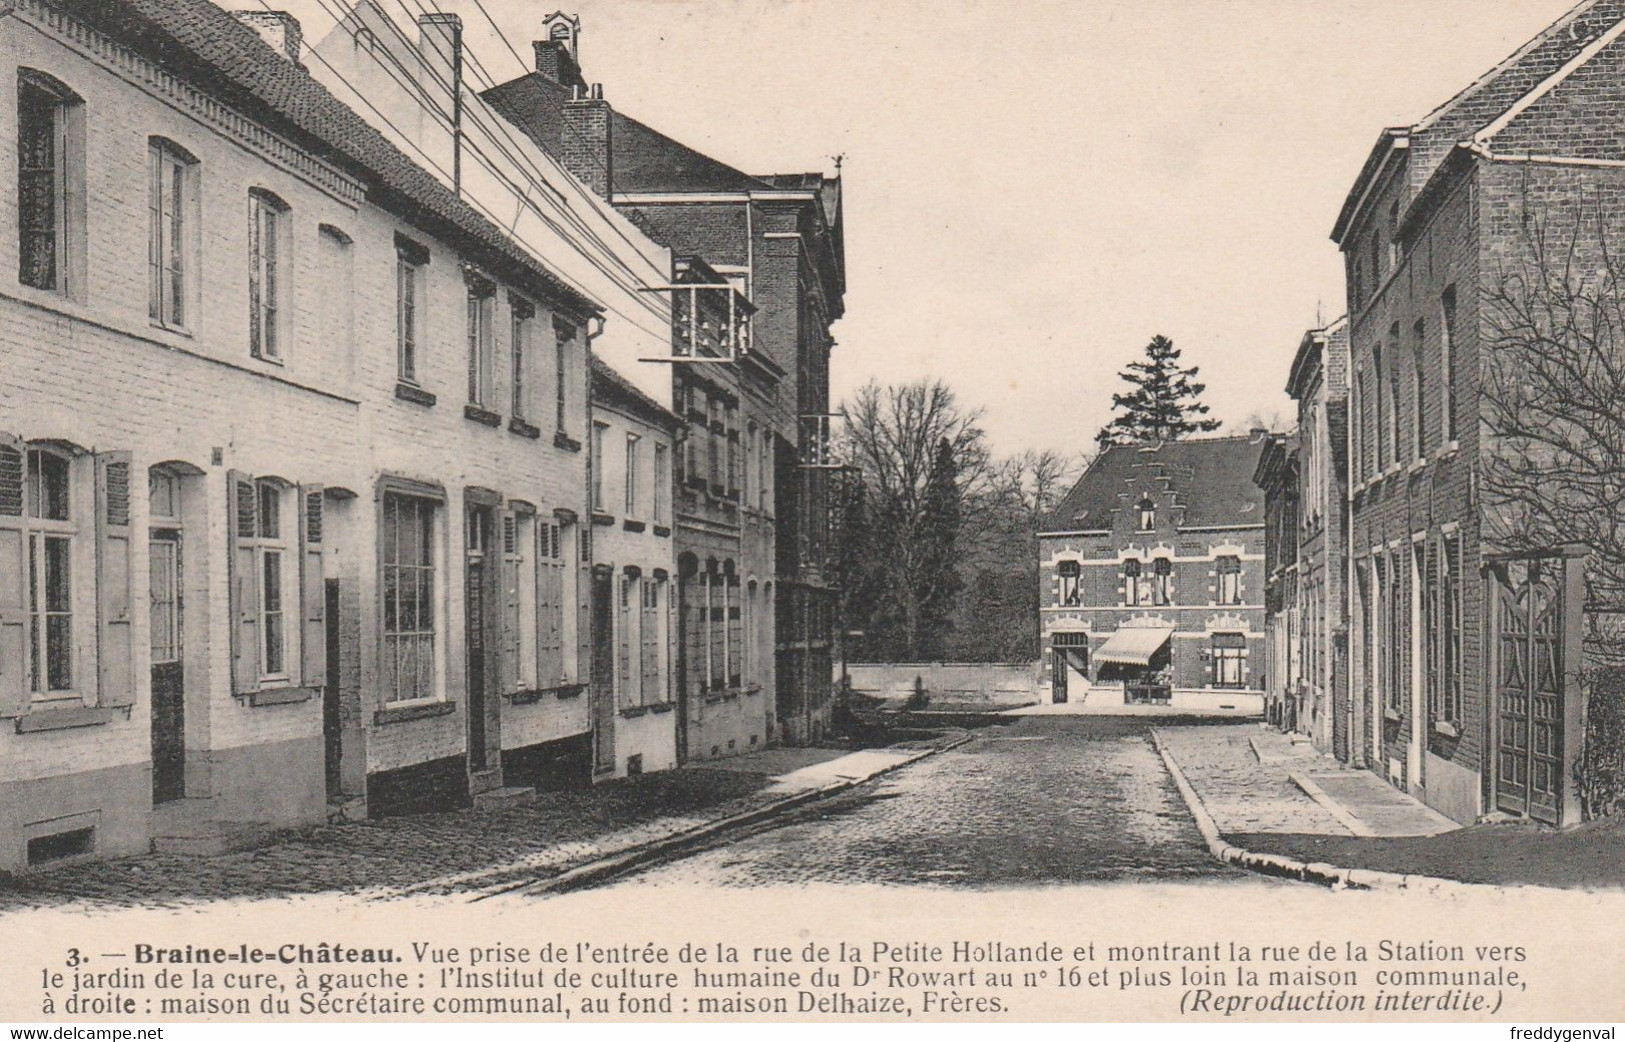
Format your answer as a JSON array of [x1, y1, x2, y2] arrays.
[[476, 734, 977, 900], [1149, 728, 1485, 896]]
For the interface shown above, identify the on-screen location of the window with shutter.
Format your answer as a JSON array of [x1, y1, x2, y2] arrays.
[[726, 576, 741, 690], [26, 447, 79, 700], [0, 436, 30, 716], [641, 580, 660, 706], [299, 485, 325, 689], [227, 470, 260, 694], [500, 511, 520, 696], [148, 138, 195, 328], [248, 190, 289, 361], [96, 452, 135, 708], [17, 71, 81, 295]]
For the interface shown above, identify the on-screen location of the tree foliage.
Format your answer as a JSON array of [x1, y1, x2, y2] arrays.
[[1097, 334, 1222, 448]]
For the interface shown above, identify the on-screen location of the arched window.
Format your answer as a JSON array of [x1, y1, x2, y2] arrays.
[[17, 70, 83, 295], [248, 189, 290, 361], [1123, 559, 1142, 607], [149, 137, 198, 328]]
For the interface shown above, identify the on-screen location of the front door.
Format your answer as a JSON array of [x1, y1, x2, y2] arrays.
[[465, 506, 494, 775], [149, 529, 185, 804], [1493, 559, 1566, 824], [322, 578, 342, 798], [590, 568, 615, 774], [674, 575, 690, 762]]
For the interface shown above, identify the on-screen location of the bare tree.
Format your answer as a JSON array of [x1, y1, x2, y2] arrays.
[[1481, 189, 1625, 630], [839, 379, 989, 660]]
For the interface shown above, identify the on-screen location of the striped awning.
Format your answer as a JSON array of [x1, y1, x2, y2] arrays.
[[1095, 625, 1174, 667]]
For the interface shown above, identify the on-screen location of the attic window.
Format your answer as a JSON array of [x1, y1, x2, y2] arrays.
[[1138, 498, 1155, 531]]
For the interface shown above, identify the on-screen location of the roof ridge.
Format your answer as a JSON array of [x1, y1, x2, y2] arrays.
[[1412, 0, 1604, 134], [1473, 9, 1625, 147]]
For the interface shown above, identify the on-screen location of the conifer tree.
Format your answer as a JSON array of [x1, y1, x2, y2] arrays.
[[1096, 335, 1223, 448]]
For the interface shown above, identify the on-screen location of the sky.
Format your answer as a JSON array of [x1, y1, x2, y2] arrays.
[[273, 0, 1582, 457]]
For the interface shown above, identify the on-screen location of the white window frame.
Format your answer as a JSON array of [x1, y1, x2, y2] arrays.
[[24, 446, 82, 701], [395, 237, 427, 385], [466, 269, 495, 408], [149, 138, 196, 330], [250, 480, 295, 683], [380, 489, 443, 704], [248, 189, 289, 362], [625, 432, 642, 519]]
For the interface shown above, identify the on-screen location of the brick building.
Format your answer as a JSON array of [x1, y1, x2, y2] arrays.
[[1037, 435, 1270, 712], [1255, 433, 1300, 731], [1255, 319, 1352, 754], [0, 0, 601, 870], [1331, 0, 1625, 825], [484, 18, 846, 748]]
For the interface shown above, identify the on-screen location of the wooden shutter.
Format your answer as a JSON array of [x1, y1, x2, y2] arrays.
[[616, 578, 632, 707], [299, 484, 326, 688], [0, 435, 28, 717], [227, 470, 260, 694], [641, 585, 659, 706], [500, 512, 519, 695], [536, 523, 563, 685], [576, 563, 592, 688], [95, 451, 136, 708]]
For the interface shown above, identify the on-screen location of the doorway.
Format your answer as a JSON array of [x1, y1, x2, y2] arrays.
[[590, 565, 615, 774], [465, 504, 495, 777], [322, 577, 341, 798], [149, 527, 185, 804]]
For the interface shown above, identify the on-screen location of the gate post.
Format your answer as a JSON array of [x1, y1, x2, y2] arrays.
[[1560, 546, 1588, 827]]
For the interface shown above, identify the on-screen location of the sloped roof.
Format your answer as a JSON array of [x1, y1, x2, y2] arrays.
[[590, 356, 679, 432], [1335, 0, 1625, 243], [1286, 316, 1349, 402], [71, 0, 598, 318], [1041, 435, 1270, 533], [483, 73, 771, 194]]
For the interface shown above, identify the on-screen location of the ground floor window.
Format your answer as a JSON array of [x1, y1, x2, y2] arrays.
[[1212, 633, 1246, 688], [382, 491, 438, 703]]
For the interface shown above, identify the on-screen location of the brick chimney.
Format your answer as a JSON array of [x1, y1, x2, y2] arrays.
[[563, 83, 612, 199], [233, 10, 303, 64]]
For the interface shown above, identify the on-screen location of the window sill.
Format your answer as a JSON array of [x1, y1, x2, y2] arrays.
[[150, 318, 193, 339], [1408, 458, 1427, 475], [509, 418, 541, 439], [648, 701, 675, 714], [14, 705, 127, 733], [251, 350, 286, 368], [1383, 707, 1402, 723], [554, 431, 581, 452], [395, 381, 437, 407], [464, 404, 502, 427], [374, 700, 456, 725], [620, 704, 652, 718], [1433, 721, 1460, 739], [245, 685, 316, 708], [622, 518, 646, 533], [1436, 440, 1461, 461], [508, 683, 585, 704], [592, 511, 616, 527], [653, 525, 671, 538]]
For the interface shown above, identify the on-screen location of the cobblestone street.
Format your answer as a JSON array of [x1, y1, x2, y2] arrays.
[[614, 717, 1260, 890]]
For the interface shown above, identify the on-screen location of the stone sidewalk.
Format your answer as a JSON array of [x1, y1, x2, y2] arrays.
[[0, 739, 957, 911], [1153, 723, 1625, 891]]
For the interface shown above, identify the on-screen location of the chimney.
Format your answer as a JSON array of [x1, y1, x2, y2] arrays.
[[563, 83, 612, 199], [233, 10, 303, 64], [418, 13, 464, 194]]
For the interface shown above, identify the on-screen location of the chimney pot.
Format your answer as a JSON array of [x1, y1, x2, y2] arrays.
[[233, 10, 303, 64], [590, 83, 603, 100]]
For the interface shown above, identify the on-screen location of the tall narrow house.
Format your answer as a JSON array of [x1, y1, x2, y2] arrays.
[[1333, 0, 1625, 825]]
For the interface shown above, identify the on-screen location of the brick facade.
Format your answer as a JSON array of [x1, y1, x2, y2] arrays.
[[1038, 436, 1270, 711]]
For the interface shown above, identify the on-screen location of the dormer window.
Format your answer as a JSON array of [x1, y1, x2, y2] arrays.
[[1138, 498, 1155, 531]]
